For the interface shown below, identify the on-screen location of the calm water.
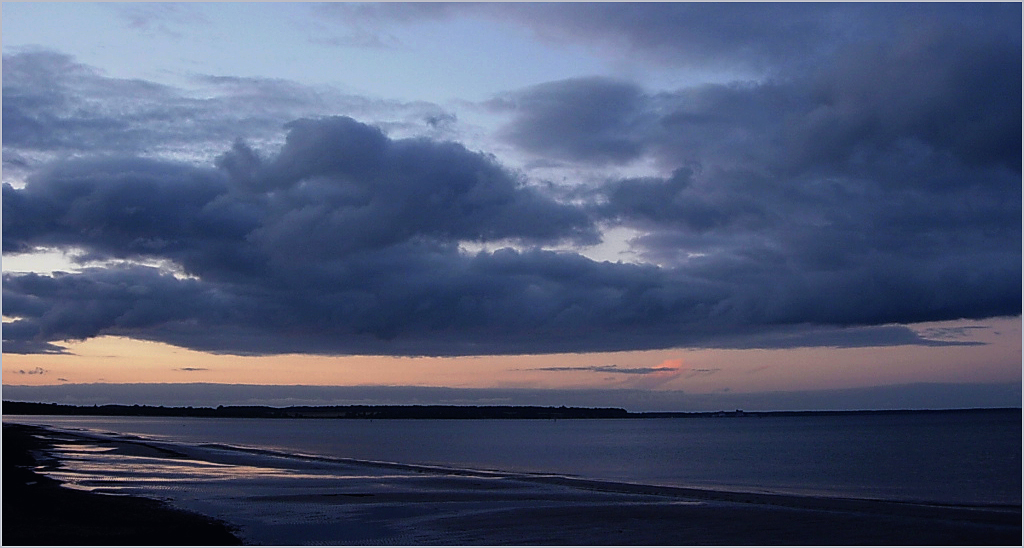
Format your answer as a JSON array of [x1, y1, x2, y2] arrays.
[[7, 410, 1021, 505]]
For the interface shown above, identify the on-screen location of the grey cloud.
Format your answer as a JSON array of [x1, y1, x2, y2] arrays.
[[3, 112, 1016, 356], [2, 266, 239, 346], [1, 320, 72, 354], [497, 23, 1020, 175], [589, 167, 1019, 330], [596, 168, 769, 234], [586, 155, 1019, 330], [490, 3, 863, 72], [530, 365, 680, 375], [3, 6, 1020, 359], [0, 50, 453, 179], [1, 50, 318, 171], [916, 326, 990, 341], [490, 77, 650, 164], [485, 4, 1020, 76], [488, 3, 1021, 178], [3, 156, 233, 257], [310, 3, 459, 50], [704, 325, 987, 351], [316, 3, 458, 25], [330, 4, 1018, 78], [108, 3, 210, 38], [316, 3, 840, 71], [2, 341, 70, 354], [238, 116, 599, 255], [424, 112, 457, 131], [684, 369, 720, 379], [4, 117, 623, 356], [488, 9, 1022, 334]]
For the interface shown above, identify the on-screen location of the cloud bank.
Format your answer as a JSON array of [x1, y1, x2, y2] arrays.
[[3, 4, 1020, 357]]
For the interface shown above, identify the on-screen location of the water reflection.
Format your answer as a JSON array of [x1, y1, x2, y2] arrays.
[[42, 442, 412, 493]]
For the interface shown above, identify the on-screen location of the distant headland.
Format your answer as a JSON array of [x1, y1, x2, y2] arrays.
[[3, 401, 1017, 419]]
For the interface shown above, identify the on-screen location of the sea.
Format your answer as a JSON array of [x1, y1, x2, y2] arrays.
[[6, 409, 1021, 506]]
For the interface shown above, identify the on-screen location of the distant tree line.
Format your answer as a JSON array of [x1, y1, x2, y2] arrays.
[[1, 401, 630, 419], [3, 401, 1016, 419]]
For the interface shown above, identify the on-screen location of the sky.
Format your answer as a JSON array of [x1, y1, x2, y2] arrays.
[[2, 3, 1021, 411]]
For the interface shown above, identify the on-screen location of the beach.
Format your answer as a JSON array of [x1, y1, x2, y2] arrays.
[[3, 424, 241, 545], [3, 421, 1020, 546]]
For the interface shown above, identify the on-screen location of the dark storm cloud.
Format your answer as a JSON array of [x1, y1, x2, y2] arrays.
[[6, 116, 623, 356], [3, 4, 1020, 357], [2, 156, 233, 256], [2, 266, 238, 345], [488, 3, 1021, 337], [233, 116, 598, 253], [4, 114, 983, 356], [0, 337, 69, 355]]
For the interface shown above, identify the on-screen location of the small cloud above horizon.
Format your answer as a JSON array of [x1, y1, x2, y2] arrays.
[[522, 358, 690, 390], [684, 368, 721, 379], [527, 364, 682, 375]]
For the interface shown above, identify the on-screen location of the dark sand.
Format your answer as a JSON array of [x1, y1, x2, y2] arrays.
[[3, 423, 241, 546], [3, 422, 1020, 546]]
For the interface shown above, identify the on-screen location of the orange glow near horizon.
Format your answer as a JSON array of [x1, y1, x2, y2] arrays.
[[2, 318, 1020, 395]]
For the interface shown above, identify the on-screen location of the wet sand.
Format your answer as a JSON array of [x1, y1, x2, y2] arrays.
[[3, 422, 1020, 546], [3, 423, 241, 545]]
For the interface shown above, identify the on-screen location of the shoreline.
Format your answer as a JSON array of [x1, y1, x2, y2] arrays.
[[4, 421, 1021, 546], [155, 433, 1023, 520], [3, 423, 241, 546]]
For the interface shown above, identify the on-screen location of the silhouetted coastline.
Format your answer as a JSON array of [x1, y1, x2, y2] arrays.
[[4, 401, 629, 419], [3, 400, 1018, 419]]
